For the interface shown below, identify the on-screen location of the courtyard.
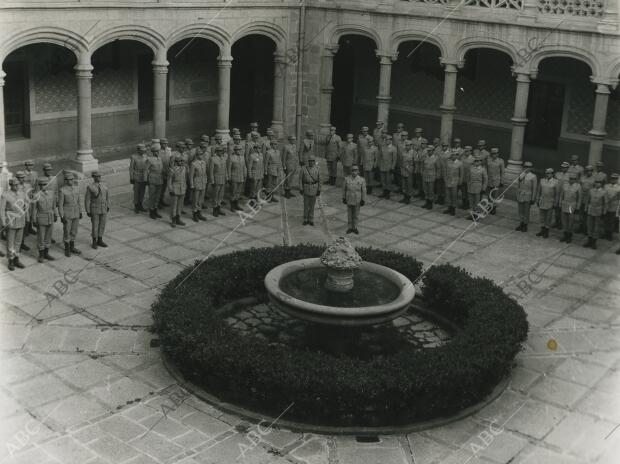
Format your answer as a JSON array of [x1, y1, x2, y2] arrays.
[[1, 168, 619, 464]]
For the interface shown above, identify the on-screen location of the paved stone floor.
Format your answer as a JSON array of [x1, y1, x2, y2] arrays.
[[1, 169, 619, 464]]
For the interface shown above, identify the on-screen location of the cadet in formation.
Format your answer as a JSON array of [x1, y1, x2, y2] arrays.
[[31, 177, 57, 262], [341, 133, 358, 177], [282, 135, 299, 198], [1, 178, 28, 270], [559, 173, 581, 243], [247, 144, 265, 200], [515, 162, 537, 232], [264, 140, 282, 203], [421, 145, 439, 209], [189, 148, 209, 221], [343, 165, 366, 234], [227, 145, 247, 212], [603, 173, 619, 240], [443, 149, 463, 216], [486, 148, 505, 215], [23, 160, 37, 235], [467, 156, 488, 219], [209, 146, 228, 216], [300, 155, 321, 226], [323, 126, 341, 186], [536, 168, 559, 239], [85, 171, 110, 249], [168, 155, 187, 227], [399, 140, 414, 204], [158, 138, 171, 207], [145, 141, 164, 219], [554, 162, 570, 229], [299, 130, 316, 167], [361, 138, 377, 194], [578, 165, 595, 234], [378, 135, 397, 199], [58, 172, 82, 257], [129, 143, 148, 213], [584, 179, 606, 249]]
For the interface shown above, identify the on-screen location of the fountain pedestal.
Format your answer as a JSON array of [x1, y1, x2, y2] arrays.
[[320, 237, 362, 293]]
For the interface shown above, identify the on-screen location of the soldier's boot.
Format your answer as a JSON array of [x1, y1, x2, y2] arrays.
[[44, 248, 55, 260], [404, 195, 411, 205], [139, 204, 148, 213], [38, 250, 45, 263], [197, 211, 207, 221], [170, 218, 176, 228], [175, 215, 186, 226], [64, 242, 71, 257], [443, 207, 451, 214], [536, 228, 545, 237], [515, 222, 524, 231], [560, 232, 568, 242], [235, 200, 244, 211], [399, 195, 407, 204], [149, 209, 157, 219], [542, 227, 549, 239], [566, 233, 572, 244], [92, 238, 98, 249], [8, 258, 15, 271], [522, 224, 528, 232], [385, 191, 391, 200], [591, 238, 597, 249], [134, 205, 140, 214], [153, 209, 162, 219], [218, 206, 226, 216], [97, 238, 108, 248], [29, 222, 37, 235], [70, 241, 81, 255], [14, 257, 25, 269], [20, 242, 30, 252], [192, 211, 199, 222], [451, 207, 456, 216], [213, 208, 218, 217]]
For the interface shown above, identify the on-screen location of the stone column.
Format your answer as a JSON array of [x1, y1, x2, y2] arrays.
[[271, 51, 286, 139], [319, 44, 339, 138], [0, 70, 6, 165], [588, 79, 611, 165], [72, 53, 98, 172], [505, 71, 532, 183], [439, 59, 460, 145], [376, 51, 397, 129], [216, 53, 233, 141], [152, 49, 169, 139]]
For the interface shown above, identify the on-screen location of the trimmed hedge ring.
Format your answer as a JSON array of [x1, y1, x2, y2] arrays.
[[152, 244, 528, 427]]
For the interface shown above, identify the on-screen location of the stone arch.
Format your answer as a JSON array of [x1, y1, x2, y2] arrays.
[[89, 25, 165, 55], [528, 46, 598, 77], [166, 24, 230, 56], [230, 21, 287, 52], [390, 31, 447, 58], [455, 38, 518, 65], [329, 25, 382, 50], [1, 27, 86, 61]]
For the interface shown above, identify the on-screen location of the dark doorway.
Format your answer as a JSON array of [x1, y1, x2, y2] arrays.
[[331, 35, 377, 134], [3, 60, 30, 138], [525, 80, 565, 149], [137, 53, 155, 123], [230, 35, 275, 131]]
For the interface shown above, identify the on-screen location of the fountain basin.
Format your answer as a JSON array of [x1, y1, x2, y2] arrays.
[[265, 258, 415, 326]]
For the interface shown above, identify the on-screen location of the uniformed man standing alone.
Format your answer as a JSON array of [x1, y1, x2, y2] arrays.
[[559, 173, 581, 243], [583, 180, 607, 249], [31, 177, 57, 262], [58, 172, 82, 256], [300, 155, 321, 226], [535, 168, 559, 239], [168, 155, 187, 227], [85, 171, 110, 249], [343, 165, 366, 235], [129, 143, 148, 213], [515, 161, 537, 232], [1, 178, 28, 269]]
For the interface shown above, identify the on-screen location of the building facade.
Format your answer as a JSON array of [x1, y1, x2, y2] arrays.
[[0, 0, 619, 176]]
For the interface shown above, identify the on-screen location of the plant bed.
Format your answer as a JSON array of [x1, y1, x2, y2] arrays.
[[152, 244, 528, 427]]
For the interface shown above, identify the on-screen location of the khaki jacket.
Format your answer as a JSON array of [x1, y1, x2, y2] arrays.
[[560, 183, 581, 213], [129, 153, 148, 182], [227, 155, 247, 183], [167, 165, 187, 195], [146, 155, 164, 185], [31, 189, 57, 225], [1, 190, 29, 228], [516, 172, 537, 202], [58, 185, 82, 219], [537, 178, 559, 210], [300, 165, 321, 196], [343, 175, 367, 206], [190, 159, 208, 190], [85, 182, 110, 215], [586, 187, 607, 217], [467, 166, 488, 194], [444, 159, 463, 188]]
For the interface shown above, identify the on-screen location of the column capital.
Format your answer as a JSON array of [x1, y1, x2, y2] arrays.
[[510, 68, 532, 83], [273, 52, 287, 64], [590, 76, 612, 94], [217, 56, 233, 67], [376, 95, 392, 103], [74, 63, 93, 79], [152, 61, 169, 75], [439, 58, 464, 71], [324, 43, 339, 56], [0, 70, 5, 86], [510, 117, 529, 126], [375, 50, 398, 64], [588, 129, 607, 139]]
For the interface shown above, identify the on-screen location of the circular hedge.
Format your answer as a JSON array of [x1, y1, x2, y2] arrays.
[[152, 244, 528, 426]]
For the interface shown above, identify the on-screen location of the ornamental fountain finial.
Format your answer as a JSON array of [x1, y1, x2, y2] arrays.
[[320, 237, 362, 292]]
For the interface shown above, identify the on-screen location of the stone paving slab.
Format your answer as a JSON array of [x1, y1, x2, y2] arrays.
[[1, 175, 619, 464]]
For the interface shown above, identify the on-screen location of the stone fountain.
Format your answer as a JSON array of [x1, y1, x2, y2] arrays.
[[264, 237, 415, 327]]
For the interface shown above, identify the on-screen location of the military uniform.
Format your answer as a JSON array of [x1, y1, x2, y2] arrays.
[[568, 162, 584, 180], [129, 146, 148, 213], [460, 151, 474, 208], [282, 140, 300, 196], [58, 176, 82, 256], [559, 179, 581, 242], [190, 157, 209, 220], [265, 146, 283, 202], [435, 146, 450, 205], [31, 178, 57, 261], [167, 161, 187, 226], [467, 163, 488, 217], [145, 149, 164, 218], [158, 139, 172, 206], [299, 133, 317, 167], [362, 143, 378, 194], [473, 143, 489, 167], [413, 143, 427, 196], [602, 176, 620, 240], [584, 185, 607, 248], [554, 168, 571, 229], [343, 172, 366, 233], [1, 181, 28, 269], [578, 171, 595, 233], [209, 153, 228, 214], [536, 175, 559, 237], [357, 132, 373, 173], [85, 173, 110, 248], [516, 167, 537, 231], [341, 140, 358, 177], [443, 156, 463, 215], [227, 152, 247, 211], [323, 130, 342, 184], [422, 150, 439, 208], [399, 146, 415, 203], [300, 160, 321, 225], [248, 149, 265, 199], [378, 141, 397, 198]]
